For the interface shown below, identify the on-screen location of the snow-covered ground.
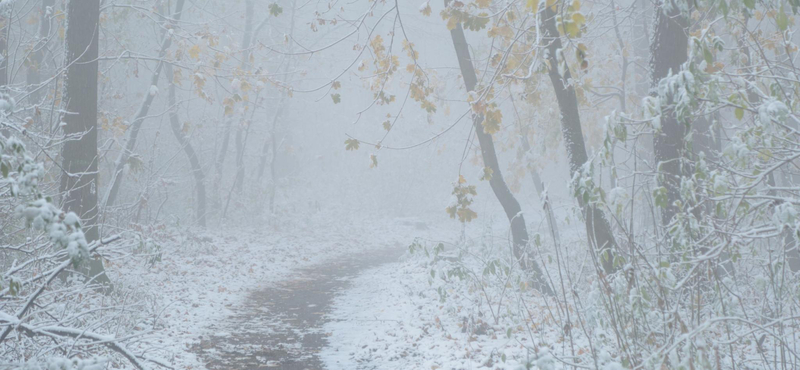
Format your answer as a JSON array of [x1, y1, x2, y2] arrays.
[[109, 211, 449, 369], [320, 253, 554, 370], [319, 218, 625, 370]]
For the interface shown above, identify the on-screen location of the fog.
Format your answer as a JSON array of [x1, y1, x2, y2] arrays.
[[3, 0, 800, 369]]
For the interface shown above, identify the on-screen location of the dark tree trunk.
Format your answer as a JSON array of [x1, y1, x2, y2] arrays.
[[165, 64, 207, 227], [60, 0, 107, 284], [104, 0, 186, 208], [26, 0, 55, 104], [447, 16, 552, 295], [649, 0, 689, 226], [540, 6, 617, 274]]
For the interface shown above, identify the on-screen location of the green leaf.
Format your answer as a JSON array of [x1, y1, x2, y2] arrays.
[[344, 138, 360, 151], [735, 107, 744, 120], [777, 8, 789, 31], [331, 93, 341, 104], [268, 3, 283, 17], [1, 162, 7, 178], [703, 45, 713, 65], [654, 187, 668, 209], [744, 0, 754, 9]]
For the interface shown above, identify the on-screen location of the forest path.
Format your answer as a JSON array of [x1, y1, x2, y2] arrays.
[[192, 243, 406, 369]]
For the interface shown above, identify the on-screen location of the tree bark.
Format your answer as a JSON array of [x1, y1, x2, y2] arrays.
[[165, 64, 207, 227], [104, 0, 186, 208], [447, 14, 552, 295], [61, 0, 108, 284], [540, 6, 617, 274], [649, 0, 689, 226]]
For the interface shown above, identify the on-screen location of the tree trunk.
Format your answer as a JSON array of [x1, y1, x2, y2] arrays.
[[510, 99, 561, 247], [264, 0, 297, 214], [60, 0, 107, 284], [0, 3, 8, 89], [104, 0, 186, 208], [233, 0, 254, 195], [165, 64, 207, 227], [447, 14, 552, 295], [540, 6, 617, 274], [26, 0, 55, 104], [213, 118, 232, 210], [649, 0, 688, 227]]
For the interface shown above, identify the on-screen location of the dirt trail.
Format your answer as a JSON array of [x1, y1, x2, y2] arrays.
[[193, 245, 405, 369]]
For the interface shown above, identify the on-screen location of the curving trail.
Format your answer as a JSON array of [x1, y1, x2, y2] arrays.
[[193, 245, 405, 369]]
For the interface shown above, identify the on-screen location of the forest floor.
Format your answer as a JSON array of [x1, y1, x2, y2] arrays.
[[113, 212, 447, 370], [192, 245, 405, 369]]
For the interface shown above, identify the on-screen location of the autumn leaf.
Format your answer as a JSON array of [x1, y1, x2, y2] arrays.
[[188, 44, 201, 60], [526, 0, 539, 13], [483, 109, 503, 134], [480, 167, 493, 181], [345, 138, 360, 151], [420, 1, 432, 16], [332, 81, 341, 90]]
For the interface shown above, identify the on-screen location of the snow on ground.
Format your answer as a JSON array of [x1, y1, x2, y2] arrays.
[[320, 257, 547, 370], [107, 210, 446, 369], [320, 220, 602, 370]]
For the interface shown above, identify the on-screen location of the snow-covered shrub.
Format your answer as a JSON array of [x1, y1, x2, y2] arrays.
[[0, 132, 164, 369]]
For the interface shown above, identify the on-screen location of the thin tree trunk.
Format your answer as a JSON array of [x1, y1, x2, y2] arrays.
[[233, 0, 255, 194], [213, 117, 232, 209], [104, 0, 186, 208], [165, 64, 206, 227], [510, 95, 561, 247], [649, 0, 688, 227], [26, 0, 55, 104], [540, 6, 618, 274], [265, 0, 297, 214], [257, 104, 283, 184], [0, 4, 8, 89], [447, 11, 552, 295], [0, 2, 8, 139], [61, 0, 108, 285]]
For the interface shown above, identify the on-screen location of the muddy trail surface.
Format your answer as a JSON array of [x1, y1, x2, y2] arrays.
[[193, 245, 405, 369]]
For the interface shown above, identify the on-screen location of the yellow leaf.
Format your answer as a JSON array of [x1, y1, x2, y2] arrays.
[[188, 44, 201, 60], [446, 16, 458, 31], [572, 12, 585, 27], [526, 0, 539, 13], [566, 22, 580, 37]]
